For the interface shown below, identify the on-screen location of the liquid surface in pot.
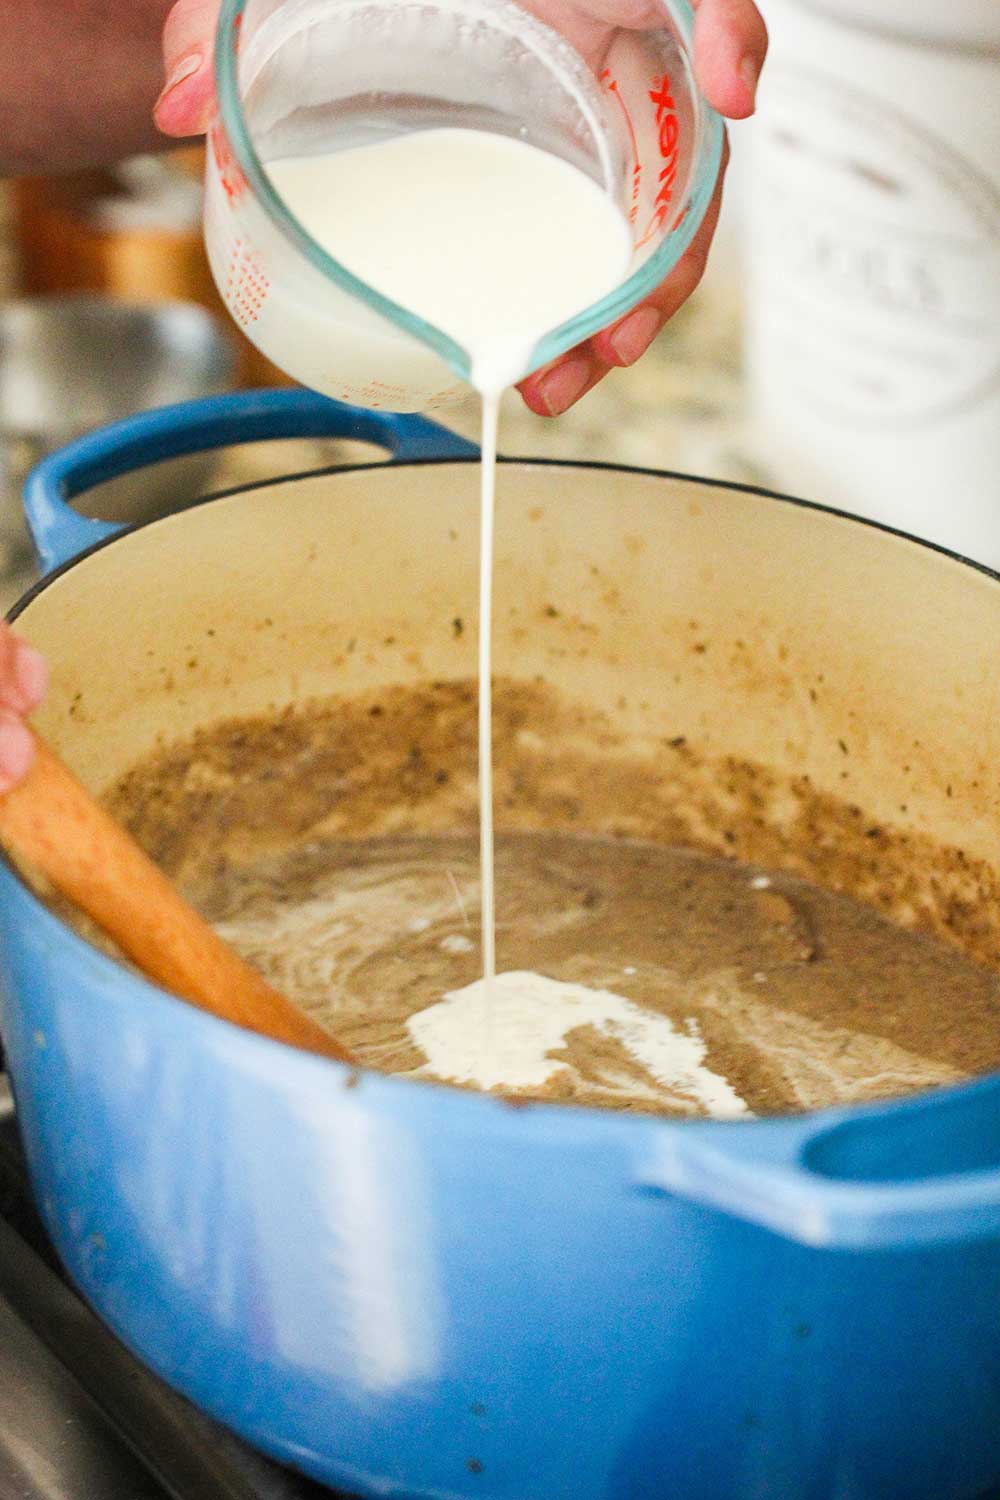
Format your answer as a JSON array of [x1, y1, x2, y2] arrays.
[[105, 678, 1000, 1119]]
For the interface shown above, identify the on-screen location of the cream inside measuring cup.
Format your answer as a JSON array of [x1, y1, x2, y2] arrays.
[[266, 127, 632, 1011], [264, 129, 632, 393]]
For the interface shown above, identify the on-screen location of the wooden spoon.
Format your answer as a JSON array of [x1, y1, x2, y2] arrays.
[[0, 733, 353, 1064]]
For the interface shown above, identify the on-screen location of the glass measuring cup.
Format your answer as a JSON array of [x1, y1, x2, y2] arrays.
[[205, 0, 724, 412]]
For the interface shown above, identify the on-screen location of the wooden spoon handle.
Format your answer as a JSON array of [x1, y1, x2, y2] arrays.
[[0, 734, 353, 1064]]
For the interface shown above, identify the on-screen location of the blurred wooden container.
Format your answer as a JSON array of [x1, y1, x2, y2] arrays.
[[12, 149, 291, 389]]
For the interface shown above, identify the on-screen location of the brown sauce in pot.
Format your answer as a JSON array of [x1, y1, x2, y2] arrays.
[[103, 677, 1000, 1118]]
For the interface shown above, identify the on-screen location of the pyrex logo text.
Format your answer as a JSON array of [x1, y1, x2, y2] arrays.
[[649, 74, 680, 234]]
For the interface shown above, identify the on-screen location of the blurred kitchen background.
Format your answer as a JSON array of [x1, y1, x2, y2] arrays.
[[1, 0, 998, 613]]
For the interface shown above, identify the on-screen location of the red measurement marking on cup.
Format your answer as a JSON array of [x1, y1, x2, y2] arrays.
[[211, 119, 248, 206], [226, 240, 270, 326], [635, 73, 682, 249], [601, 69, 641, 226]]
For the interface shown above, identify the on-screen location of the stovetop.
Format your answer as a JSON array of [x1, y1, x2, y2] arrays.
[[0, 1077, 339, 1500]]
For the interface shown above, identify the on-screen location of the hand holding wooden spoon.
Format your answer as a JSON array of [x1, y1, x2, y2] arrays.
[[0, 623, 47, 794], [0, 672, 352, 1065]]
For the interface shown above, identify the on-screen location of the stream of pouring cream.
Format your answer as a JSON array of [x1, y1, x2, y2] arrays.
[[267, 128, 633, 995], [261, 132, 753, 1109], [477, 393, 500, 985]]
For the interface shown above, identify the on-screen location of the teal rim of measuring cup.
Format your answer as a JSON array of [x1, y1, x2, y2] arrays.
[[215, 0, 724, 387]]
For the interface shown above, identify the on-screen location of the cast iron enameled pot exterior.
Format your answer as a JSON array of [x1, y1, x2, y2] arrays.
[[2, 391, 1000, 1500]]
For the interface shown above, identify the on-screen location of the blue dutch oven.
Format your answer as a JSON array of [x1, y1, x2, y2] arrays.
[[1, 389, 999, 1499]]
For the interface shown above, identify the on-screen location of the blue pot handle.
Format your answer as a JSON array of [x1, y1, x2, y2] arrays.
[[24, 389, 480, 575], [636, 1075, 1000, 1250]]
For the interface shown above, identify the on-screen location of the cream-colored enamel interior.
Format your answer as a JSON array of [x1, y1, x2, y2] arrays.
[[14, 461, 1000, 964]]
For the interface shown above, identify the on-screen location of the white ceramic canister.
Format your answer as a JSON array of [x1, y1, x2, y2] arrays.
[[743, 1, 1000, 565]]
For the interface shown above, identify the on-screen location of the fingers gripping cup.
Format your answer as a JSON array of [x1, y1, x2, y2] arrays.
[[205, 0, 723, 411]]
